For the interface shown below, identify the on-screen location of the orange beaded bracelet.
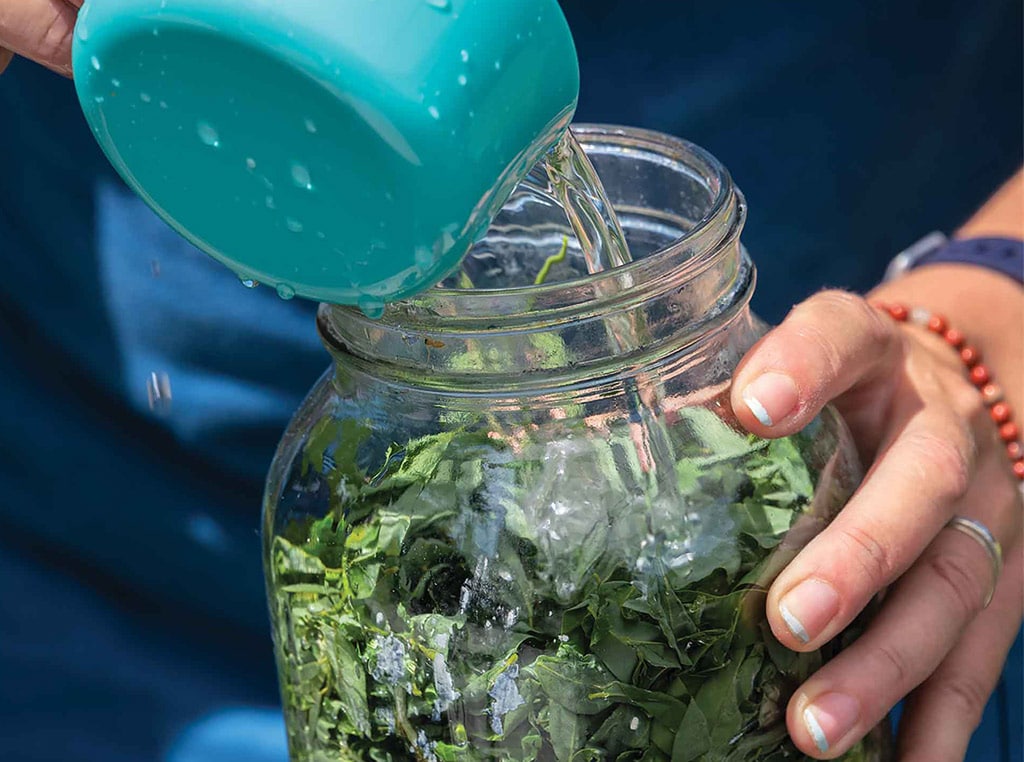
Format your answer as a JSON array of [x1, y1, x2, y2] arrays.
[[874, 301, 1024, 481]]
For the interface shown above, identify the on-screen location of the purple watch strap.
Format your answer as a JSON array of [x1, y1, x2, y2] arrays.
[[911, 237, 1024, 285]]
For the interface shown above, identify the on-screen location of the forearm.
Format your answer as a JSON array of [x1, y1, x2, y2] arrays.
[[870, 170, 1023, 415], [870, 265, 1022, 415], [956, 169, 1023, 241]]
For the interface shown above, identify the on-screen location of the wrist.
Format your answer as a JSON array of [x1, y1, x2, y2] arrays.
[[870, 264, 1023, 410], [884, 233, 1023, 286]]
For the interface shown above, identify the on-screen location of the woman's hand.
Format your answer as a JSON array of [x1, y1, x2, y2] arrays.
[[0, 0, 82, 76], [730, 256, 1022, 760]]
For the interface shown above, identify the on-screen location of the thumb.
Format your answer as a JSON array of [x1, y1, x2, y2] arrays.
[[730, 290, 902, 437]]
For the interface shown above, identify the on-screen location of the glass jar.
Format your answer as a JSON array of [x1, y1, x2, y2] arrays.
[[263, 125, 893, 762]]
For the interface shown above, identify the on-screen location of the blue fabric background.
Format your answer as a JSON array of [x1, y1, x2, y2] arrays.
[[0, 1, 1020, 759]]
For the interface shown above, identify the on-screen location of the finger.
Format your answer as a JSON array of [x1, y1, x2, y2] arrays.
[[0, 0, 80, 77], [784, 519, 1006, 759], [730, 289, 902, 438], [0, 46, 13, 75], [766, 401, 975, 652], [897, 516, 1023, 761]]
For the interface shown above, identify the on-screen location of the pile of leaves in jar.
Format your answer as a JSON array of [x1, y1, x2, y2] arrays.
[[269, 408, 877, 762]]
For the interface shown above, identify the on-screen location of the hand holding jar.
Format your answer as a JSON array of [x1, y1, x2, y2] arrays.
[[732, 171, 1023, 760]]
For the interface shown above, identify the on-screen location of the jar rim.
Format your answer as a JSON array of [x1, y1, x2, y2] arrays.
[[324, 124, 743, 332], [426, 125, 733, 296]]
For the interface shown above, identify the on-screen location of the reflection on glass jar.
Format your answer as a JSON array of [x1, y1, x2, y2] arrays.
[[263, 126, 893, 762]]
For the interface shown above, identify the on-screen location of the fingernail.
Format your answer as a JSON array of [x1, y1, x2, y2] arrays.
[[803, 693, 860, 753], [741, 372, 799, 427], [778, 578, 840, 644]]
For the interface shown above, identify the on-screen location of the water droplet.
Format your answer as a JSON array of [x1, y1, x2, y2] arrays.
[[286, 217, 304, 233], [186, 513, 228, 551], [316, 231, 326, 240], [150, 260, 161, 277], [358, 295, 386, 320], [197, 121, 220, 147], [146, 371, 172, 415], [94, 95, 105, 104], [494, 60, 502, 71], [78, 24, 89, 41], [241, 278, 260, 288], [425, 0, 451, 10], [304, 118, 318, 134], [457, 74, 467, 86], [90, 56, 101, 71], [630, 716, 640, 732], [111, 78, 121, 87], [265, 195, 276, 209], [460, 49, 469, 63], [152, 27, 160, 37], [428, 105, 440, 120], [159, 100, 168, 109], [245, 157, 256, 170], [276, 283, 296, 300], [140, 92, 151, 103], [290, 163, 313, 190], [414, 246, 436, 271]]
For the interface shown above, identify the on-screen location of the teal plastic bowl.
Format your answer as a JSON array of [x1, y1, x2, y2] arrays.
[[72, 0, 579, 306]]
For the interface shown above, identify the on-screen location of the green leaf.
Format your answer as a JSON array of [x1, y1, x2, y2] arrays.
[[593, 593, 680, 671], [272, 415, 842, 761], [531, 645, 613, 715], [323, 630, 370, 735], [595, 682, 686, 726], [273, 536, 327, 579], [395, 430, 458, 481], [376, 510, 412, 556], [735, 647, 764, 707], [281, 583, 338, 596], [671, 700, 710, 762], [348, 562, 381, 600], [592, 630, 640, 683], [735, 502, 796, 548], [547, 702, 591, 762], [325, 418, 373, 483], [590, 706, 650, 755], [693, 653, 744, 750]]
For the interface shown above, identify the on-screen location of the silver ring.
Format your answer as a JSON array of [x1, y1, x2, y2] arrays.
[[945, 516, 1003, 608]]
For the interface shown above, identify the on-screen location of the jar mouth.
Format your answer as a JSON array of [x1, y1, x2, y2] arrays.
[[322, 124, 744, 333]]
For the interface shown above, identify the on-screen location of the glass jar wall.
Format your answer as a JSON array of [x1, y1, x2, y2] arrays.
[[263, 126, 892, 762]]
